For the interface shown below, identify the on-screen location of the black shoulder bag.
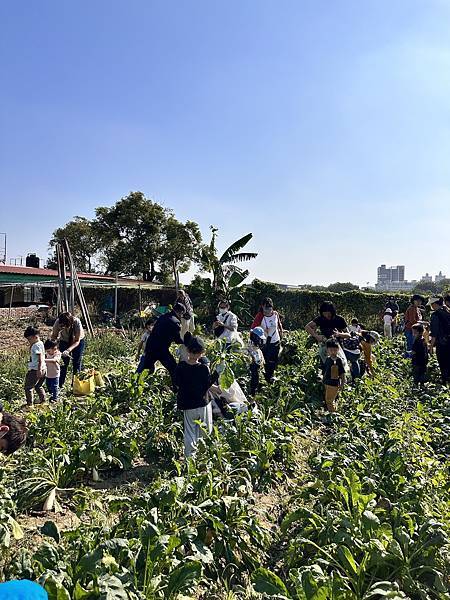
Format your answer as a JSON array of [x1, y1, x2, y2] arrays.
[[214, 313, 229, 338]]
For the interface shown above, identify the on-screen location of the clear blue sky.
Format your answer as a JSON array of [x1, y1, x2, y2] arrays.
[[1, 0, 449, 286]]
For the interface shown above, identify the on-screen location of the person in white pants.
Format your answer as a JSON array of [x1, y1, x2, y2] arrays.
[[174, 336, 213, 458], [383, 308, 393, 338]]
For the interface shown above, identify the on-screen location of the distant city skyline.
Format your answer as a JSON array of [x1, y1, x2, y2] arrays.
[[376, 264, 447, 291]]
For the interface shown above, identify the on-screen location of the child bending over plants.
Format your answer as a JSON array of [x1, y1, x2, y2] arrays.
[[360, 330, 380, 377], [0, 403, 28, 455], [246, 327, 266, 396], [323, 338, 346, 412]]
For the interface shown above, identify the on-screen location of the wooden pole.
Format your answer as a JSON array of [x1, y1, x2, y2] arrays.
[[114, 273, 118, 322], [7, 285, 14, 324], [56, 244, 68, 313], [69, 242, 75, 314], [63, 239, 94, 337]]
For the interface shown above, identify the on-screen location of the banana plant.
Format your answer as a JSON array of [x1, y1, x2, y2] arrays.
[[199, 227, 257, 306]]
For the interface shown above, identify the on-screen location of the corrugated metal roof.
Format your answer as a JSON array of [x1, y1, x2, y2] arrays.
[[0, 265, 158, 286]]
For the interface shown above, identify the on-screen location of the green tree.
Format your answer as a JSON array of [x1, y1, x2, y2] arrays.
[[436, 278, 450, 294], [49, 217, 100, 272], [327, 282, 360, 293], [159, 217, 202, 288], [93, 192, 168, 280], [412, 280, 438, 295]]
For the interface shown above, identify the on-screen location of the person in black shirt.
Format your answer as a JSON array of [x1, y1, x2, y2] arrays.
[[174, 336, 213, 457], [429, 296, 450, 385], [143, 302, 186, 387], [386, 297, 400, 317], [445, 294, 450, 311], [411, 323, 428, 385], [305, 301, 350, 366], [323, 339, 346, 412]]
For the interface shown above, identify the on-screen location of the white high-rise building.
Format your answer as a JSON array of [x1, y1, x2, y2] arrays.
[[376, 265, 412, 290]]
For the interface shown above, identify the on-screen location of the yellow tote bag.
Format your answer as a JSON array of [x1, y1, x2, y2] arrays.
[[73, 371, 96, 396]]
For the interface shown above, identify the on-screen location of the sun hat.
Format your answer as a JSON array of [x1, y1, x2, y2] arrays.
[[427, 296, 442, 307], [385, 308, 392, 313]]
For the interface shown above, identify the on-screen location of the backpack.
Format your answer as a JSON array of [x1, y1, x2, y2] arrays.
[[343, 333, 361, 352]]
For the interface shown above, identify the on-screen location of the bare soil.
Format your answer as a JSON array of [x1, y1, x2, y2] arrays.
[[0, 307, 52, 354]]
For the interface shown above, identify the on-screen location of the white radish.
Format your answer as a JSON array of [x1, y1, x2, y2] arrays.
[[43, 488, 56, 511]]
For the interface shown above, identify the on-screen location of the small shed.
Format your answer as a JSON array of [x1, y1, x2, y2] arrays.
[[0, 265, 175, 312]]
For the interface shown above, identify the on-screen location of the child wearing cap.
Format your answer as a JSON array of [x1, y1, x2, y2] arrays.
[[174, 336, 214, 457], [383, 308, 393, 338], [246, 327, 266, 396]]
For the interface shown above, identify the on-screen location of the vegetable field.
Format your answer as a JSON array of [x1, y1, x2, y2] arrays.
[[0, 332, 449, 599]]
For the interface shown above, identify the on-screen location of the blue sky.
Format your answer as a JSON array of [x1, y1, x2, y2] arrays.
[[1, 0, 449, 286]]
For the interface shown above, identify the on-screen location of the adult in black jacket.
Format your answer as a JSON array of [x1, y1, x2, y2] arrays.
[[429, 296, 450, 385], [143, 303, 186, 385]]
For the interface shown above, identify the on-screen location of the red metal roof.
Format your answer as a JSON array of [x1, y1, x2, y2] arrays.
[[0, 264, 143, 283]]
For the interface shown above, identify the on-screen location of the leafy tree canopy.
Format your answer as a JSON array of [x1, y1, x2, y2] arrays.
[[48, 192, 204, 283], [327, 282, 360, 293], [49, 217, 100, 273]]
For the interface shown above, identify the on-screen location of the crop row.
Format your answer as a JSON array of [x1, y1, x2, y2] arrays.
[[0, 332, 449, 599]]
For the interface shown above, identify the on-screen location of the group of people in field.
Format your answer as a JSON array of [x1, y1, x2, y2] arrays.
[[2, 291, 450, 461], [134, 293, 283, 456], [381, 293, 450, 386], [0, 312, 86, 458], [305, 301, 381, 412], [307, 294, 450, 413]]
